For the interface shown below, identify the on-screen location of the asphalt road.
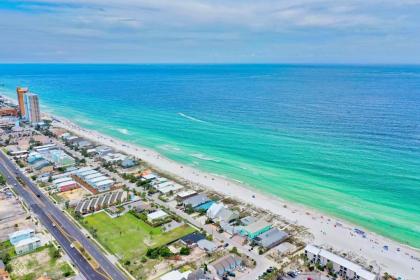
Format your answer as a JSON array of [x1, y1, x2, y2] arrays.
[[0, 151, 127, 280]]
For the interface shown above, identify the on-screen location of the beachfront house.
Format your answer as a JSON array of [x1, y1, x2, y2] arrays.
[[240, 216, 257, 226], [254, 227, 288, 249], [304, 245, 377, 280], [176, 190, 197, 201], [207, 203, 239, 223], [182, 193, 213, 211], [239, 220, 272, 239], [95, 145, 113, 156], [120, 158, 136, 168], [101, 152, 127, 163]]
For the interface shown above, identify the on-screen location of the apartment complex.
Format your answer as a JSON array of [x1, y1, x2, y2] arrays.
[[75, 190, 128, 215], [24, 92, 41, 124], [16, 87, 28, 116], [304, 245, 377, 280], [73, 167, 115, 193], [16, 87, 41, 124]]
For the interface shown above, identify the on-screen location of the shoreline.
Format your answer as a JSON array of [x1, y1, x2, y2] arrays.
[[2, 92, 420, 278], [52, 115, 420, 279]]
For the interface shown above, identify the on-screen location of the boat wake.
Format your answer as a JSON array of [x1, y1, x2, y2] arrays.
[[191, 153, 220, 162], [178, 112, 210, 124]]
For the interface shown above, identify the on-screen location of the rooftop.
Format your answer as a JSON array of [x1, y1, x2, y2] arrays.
[[183, 193, 210, 208], [147, 209, 168, 220], [242, 220, 272, 233], [254, 227, 288, 247], [305, 245, 376, 280], [177, 190, 197, 198], [9, 228, 34, 240], [180, 232, 205, 245], [14, 237, 40, 247], [160, 270, 191, 280]]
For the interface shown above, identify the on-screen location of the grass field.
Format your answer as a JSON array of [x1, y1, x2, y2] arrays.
[[84, 212, 195, 260]]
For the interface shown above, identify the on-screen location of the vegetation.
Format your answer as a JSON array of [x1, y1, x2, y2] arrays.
[[122, 173, 138, 183], [48, 246, 61, 259], [230, 246, 239, 256], [180, 247, 190, 255], [146, 247, 172, 259], [185, 204, 194, 214], [83, 212, 195, 260], [9, 245, 75, 279], [0, 174, 6, 185]]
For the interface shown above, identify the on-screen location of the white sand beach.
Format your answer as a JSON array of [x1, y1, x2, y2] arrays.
[[54, 117, 420, 279]]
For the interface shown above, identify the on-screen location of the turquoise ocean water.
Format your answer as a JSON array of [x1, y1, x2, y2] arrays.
[[0, 64, 419, 247]]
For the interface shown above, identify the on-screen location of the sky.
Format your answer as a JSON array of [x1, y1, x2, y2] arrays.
[[1, 0, 420, 64]]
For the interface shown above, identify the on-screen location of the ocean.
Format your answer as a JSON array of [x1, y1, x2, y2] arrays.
[[0, 64, 419, 248]]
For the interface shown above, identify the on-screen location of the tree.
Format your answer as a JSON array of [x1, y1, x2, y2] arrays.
[[158, 247, 172, 258], [50, 247, 61, 259], [185, 204, 194, 214], [180, 247, 190, 255], [146, 248, 159, 259], [326, 261, 334, 272], [0, 175, 6, 185], [0, 252, 11, 264]]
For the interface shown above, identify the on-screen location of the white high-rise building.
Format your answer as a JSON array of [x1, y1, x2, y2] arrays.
[[24, 92, 41, 124]]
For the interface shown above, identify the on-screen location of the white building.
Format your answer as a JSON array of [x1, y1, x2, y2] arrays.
[[14, 237, 41, 255], [147, 210, 169, 223], [304, 245, 377, 280], [160, 270, 191, 280], [207, 203, 239, 223], [24, 92, 41, 124]]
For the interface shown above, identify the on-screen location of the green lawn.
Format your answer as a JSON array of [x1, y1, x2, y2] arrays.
[[83, 212, 195, 260]]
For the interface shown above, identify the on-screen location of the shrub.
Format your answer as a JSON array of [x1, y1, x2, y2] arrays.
[[180, 247, 190, 255]]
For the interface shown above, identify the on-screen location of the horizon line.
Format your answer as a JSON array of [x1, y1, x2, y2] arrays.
[[1, 62, 420, 67]]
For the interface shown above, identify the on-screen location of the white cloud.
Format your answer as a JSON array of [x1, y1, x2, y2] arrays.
[[0, 0, 419, 62]]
